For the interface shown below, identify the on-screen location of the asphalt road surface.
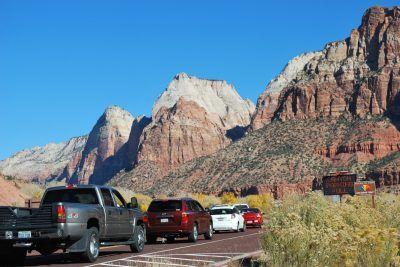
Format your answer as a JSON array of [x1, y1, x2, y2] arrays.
[[23, 228, 262, 267]]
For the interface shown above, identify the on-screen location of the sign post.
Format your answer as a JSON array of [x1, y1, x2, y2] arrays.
[[354, 181, 376, 208]]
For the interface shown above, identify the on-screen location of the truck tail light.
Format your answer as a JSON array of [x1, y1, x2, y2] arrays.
[[181, 212, 189, 225], [57, 205, 66, 223]]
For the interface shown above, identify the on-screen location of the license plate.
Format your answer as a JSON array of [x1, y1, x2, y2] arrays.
[[18, 231, 31, 239], [160, 218, 168, 223], [247, 220, 253, 224]]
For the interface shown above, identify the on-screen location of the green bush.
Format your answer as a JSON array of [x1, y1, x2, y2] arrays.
[[262, 192, 400, 267]]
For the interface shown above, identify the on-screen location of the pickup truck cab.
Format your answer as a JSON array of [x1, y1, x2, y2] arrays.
[[0, 185, 146, 265]]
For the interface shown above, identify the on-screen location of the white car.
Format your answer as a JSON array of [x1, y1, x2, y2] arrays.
[[210, 205, 245, 232]]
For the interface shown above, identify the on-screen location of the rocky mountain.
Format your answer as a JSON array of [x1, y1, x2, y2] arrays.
[[66, 106, 135, 185], [0, 136, 87, 182], [111, 73, 255, 187], [111, 6, 400, 197], [252, 6, 400, 129]]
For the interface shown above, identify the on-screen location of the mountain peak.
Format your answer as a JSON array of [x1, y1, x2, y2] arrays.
[[152, 73, 255, 129]]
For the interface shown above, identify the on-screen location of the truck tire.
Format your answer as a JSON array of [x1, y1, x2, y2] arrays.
[[130, 225, 145, 253], [188, 224, 198, 242], [204, 223, 213, 240], [80, 227, 100, 263]]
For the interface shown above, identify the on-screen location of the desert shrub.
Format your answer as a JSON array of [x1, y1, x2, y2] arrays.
[[221, 192, 237, 204], [245, 193, 273, 213], [134, 193, 152, 212], [191, 193, 221, 208], [114, 187, 152, 212], [262, 192, 400, 267]]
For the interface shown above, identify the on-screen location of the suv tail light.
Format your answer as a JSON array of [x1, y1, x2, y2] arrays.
[[181, 212, 189, 225], [57, 205, 66, 223], [143, 214, 148, 224]]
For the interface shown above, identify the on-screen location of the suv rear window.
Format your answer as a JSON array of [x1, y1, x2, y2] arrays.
[[42, 189, 99, 205], [148, 200, 182, 212], [210, 208, 235, 215]]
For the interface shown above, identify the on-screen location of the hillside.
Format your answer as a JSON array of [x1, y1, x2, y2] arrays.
[[110, 115, 398, 197]]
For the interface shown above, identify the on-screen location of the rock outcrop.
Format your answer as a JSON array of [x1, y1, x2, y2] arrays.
[[252, 6, 400, 130], [124, 73, 255, 180], [67, 106, 134, 184], [0, 136, 87, 181], [0, 173, 28, 206]]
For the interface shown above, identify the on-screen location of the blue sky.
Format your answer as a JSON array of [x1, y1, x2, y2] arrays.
[[1, 1, 398, 159]]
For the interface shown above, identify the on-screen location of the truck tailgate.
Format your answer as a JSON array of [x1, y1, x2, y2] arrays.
[[0, 205, 54, 232]]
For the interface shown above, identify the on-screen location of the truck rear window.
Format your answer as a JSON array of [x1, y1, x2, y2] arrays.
[[148, 200, 182, 212], [42, 189, 99, 205]]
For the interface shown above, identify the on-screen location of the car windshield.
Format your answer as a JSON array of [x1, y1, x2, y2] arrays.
[[42, 188, 99, 205], [242, 208, 260, 213], [210, 208, 235, 215], [148, 200, 182, 212]]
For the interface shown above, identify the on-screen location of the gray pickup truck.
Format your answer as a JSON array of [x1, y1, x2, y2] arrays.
[[0, 185, 146, 265]]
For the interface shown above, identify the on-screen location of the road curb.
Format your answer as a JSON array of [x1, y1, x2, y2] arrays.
[[212, 250, 262, 267]]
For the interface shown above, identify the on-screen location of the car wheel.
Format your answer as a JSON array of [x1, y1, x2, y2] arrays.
[[130, 225, 145, 253], [166, 237, 175, 243], [80, 227, 100, 263], [234, 222, 240, 233], [188, 224, 198, 242], [204, 223, 213, 240], [146, 235, 157, 244], [240, 222, 246, 232]]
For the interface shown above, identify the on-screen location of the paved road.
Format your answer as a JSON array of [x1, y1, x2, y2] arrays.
[[23, 228, 262, 267]]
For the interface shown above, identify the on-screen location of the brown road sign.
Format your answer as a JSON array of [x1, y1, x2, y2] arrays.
[[322, 173, 357, 196]]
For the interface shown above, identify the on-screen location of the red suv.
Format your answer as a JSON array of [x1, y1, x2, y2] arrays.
[[145, 198, 213, 243]]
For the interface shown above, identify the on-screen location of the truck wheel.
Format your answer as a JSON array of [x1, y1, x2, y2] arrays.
[[130, 225, 145, 253], [204, 223, 213, 240], [80, 227, 100, 263], [188, 224, 198, 242]]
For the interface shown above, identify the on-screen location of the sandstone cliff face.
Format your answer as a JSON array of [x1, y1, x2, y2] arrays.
[[133, 73, 255, 177], [0, 173, 28, 206], [136, 98, 231, 175], [252, 6, 400, 130], [67, 106, 134, 184], [0, 136, 87, 181]]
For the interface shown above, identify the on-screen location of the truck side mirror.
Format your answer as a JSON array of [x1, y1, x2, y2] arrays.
[[130, 197, 139, 209]]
